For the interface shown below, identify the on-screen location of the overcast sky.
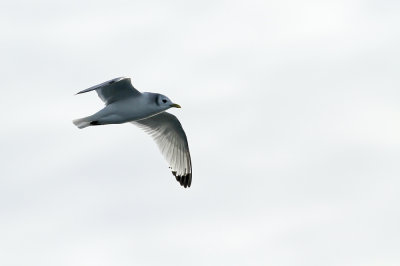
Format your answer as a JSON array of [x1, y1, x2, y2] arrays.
[[1, 0, 399, 265]]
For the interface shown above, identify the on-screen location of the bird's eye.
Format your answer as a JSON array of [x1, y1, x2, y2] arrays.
[[162, 99, 167, 103]]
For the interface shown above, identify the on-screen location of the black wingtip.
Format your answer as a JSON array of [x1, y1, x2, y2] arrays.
[[172, 171, 192, 188], [90, 121, 101, 126]]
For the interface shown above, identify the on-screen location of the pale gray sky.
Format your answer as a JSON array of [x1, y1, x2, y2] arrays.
[[1, 0, 399, 265]]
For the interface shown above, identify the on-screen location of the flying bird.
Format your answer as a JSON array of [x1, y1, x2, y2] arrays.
[[73, 77, 192, 188]]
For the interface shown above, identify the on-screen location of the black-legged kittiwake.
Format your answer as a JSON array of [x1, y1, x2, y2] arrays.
[[73, 77, 192, 188]]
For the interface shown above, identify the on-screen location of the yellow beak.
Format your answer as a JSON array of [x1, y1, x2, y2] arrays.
[[170, 103, 181, 108]]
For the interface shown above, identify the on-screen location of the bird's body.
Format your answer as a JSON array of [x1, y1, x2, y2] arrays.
[[77, 93, 166, 126], [73, 77, 192, 188]]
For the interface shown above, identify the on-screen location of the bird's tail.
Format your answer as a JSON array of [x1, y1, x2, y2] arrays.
[[73, 116, 92, 129]]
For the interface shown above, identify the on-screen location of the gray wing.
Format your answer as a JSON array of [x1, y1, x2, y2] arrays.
[[132, 112, 192, 188], [76, 77, 141, 105]]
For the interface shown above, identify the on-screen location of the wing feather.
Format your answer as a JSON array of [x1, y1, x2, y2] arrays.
[[132, 112, 192, 188], [76, 77, 141, 105]]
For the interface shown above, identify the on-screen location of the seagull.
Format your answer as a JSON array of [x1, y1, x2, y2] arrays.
[[73, 77, 192, 188]]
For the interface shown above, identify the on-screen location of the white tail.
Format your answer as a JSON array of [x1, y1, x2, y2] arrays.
[[73, 117, 91, 129]]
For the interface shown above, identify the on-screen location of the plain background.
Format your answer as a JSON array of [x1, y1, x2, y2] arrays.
[[1, 0, 399, 265]]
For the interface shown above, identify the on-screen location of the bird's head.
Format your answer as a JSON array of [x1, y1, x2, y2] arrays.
[[155, 93, 181, 109]]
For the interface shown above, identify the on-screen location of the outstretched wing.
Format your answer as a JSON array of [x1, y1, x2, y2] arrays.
[[76, 77, 141, 105], [132, 112, 192, 188]]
